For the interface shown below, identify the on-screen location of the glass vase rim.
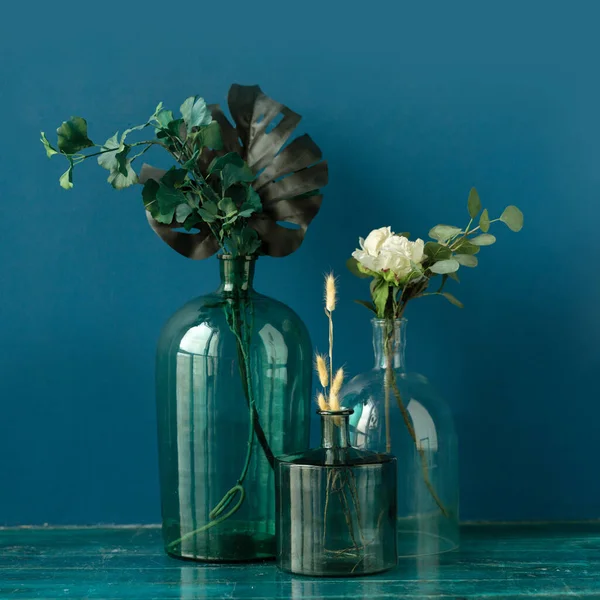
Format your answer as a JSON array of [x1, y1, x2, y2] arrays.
[[371, 317, 408, 324], [316, 408, 354, 416], [217, 254, 258, 262]]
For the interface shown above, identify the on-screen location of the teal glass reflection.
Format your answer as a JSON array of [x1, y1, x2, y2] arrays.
[[341, 319, 459, 557], [156, 256, 312, 562]]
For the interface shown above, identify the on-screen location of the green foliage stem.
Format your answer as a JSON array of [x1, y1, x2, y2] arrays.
[[41, 97, 263, 258]]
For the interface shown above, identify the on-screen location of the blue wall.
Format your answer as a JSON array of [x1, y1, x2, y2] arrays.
[[1, 1, 599, 525]]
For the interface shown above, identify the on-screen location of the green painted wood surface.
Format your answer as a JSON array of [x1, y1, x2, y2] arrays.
[[1, 524, 599, 598]]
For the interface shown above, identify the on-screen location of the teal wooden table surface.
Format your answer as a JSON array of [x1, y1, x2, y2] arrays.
[[1, 523, 599, 599]]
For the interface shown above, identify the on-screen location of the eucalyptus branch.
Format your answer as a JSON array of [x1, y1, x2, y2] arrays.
[[463, 217, 473, 236], [449, 218, 502, 251]]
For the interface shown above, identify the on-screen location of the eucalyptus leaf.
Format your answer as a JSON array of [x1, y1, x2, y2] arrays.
[[479, 208, 490, 232], [442, 292, 464, 308], [354, 299, 377, 313], [448, 271, 460, 283], [398, 231, 410, 239], [468, 187, 481, 218], [470, 233, 496, 246], [424, 241, 452, 261], [429, 225, 462, 242], [500, 205, 524, 232], [436, 274, 449, 293], [346, 257, 371, 279], [429, 259, 460, 274], [455, 254, 478, 267], [180, 96, 212, 132], [56, 117, 94, 154], [454, 239, 480, 255], [40, 132, 58, 158]]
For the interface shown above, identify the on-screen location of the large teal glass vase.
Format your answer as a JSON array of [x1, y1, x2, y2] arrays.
[[340, 319, 459, 557], [156, 255, 312, 562]]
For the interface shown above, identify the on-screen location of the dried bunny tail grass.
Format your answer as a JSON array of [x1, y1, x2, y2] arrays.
[[324, 272, 337, 313], [330, 367, 345, 397], [317, 392, 329, 411], [328, 391, 341, 412], [315, 354, 329, 388]]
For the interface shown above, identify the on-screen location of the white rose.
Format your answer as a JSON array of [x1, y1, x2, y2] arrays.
[[351, 249, 382, 272], [352, 229, 425, 282], [378, 248, 412, 279], [382, 235, 425, 266], [380, 235, 425, 281], [360, 227, 393, 257]]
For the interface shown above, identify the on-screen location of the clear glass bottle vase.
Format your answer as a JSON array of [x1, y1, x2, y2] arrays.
[[156, 255, 312, 562], [276, 409, 397, 577], [340, 318, 459, 557]]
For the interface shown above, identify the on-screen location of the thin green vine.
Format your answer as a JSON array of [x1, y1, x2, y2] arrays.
[[383, 317, 449, 518], [167, 296, 259, 552]]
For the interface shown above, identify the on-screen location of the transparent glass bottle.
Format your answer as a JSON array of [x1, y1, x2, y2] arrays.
[[156, 255, 312, 562], [275, 409, 397, 577], [340, 319, 459, 557]]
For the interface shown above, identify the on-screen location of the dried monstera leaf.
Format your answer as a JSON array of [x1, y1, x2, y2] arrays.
[[143, 84, 328, 259]]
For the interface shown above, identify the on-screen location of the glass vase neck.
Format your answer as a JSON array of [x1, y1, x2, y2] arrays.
[[217, 255, 256, 296], [319, 410, 352, 449], [372, 318, 407, 371]]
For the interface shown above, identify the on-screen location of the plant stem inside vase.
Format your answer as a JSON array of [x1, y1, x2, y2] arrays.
[[167, 260, 277, 551], [383, 318, 450, 518]]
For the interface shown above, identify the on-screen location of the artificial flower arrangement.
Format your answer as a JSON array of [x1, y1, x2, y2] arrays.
[[349, 189, 523, 315], [346, 189, 523, 518], [41, 85, 327, 259], [40, 85, 328, 560]]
